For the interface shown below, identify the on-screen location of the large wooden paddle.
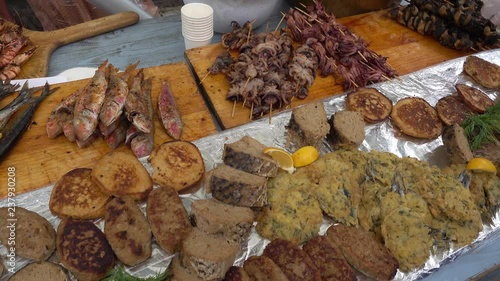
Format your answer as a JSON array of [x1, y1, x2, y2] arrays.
[[16, 11, 140, 79]]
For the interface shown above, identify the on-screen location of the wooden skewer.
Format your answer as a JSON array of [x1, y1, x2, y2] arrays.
[[249, 102, 254, 121], [241, 77, 251, 108], [268, 103, 273, 124], [294, 7, 322, 24], [231, 100, 237, 118], [357, 51, 368, 63], [275, 11, 286, 32], [198, 71, 210, 85]]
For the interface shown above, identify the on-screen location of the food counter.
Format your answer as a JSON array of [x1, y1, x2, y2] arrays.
[[0, 4, 498, 281]]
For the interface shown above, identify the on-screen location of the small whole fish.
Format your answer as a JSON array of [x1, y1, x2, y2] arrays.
[[46, 85, 85, 139], [73, 60, 108, 141], [0, 81, 38, 130], [0, 83, 58, 159], [124, 70, 154, 134], [130, 132, 154, 158], [0, 79, 20, 101], [105, 115, 129, 149], [158, 80, 183, 140], [99, 63, 136, 127]]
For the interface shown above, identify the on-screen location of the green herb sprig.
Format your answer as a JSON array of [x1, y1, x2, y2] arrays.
[[102, 265, 170, 281], [461, 102, 500, 150]]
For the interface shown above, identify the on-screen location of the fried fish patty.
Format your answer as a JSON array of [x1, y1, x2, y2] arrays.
[[56, 219, 115, 281], [326, 224, 399, 281]]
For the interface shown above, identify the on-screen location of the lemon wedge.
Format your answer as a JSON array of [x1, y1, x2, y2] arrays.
[[292, 146, 319, 168], [466, 157, 497, 174], [263, 147, 295, 174]]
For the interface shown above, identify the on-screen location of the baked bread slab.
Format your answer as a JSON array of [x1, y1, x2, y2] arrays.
[[56, 219, 115, 281], [463, 55, 500, 89], [9, 261, 69, 281], [345, 87, 393, 123], [286, 101, 330, 150], [391, 97, 443, 139], [104, 196, 152, 266], [49, 168, 111, 219], [149, 140, 205, 194], [147, 186, 192, 254], [0, 207, 56, 261], [92, 151, 153, 201], [327, 110, 366, 149]]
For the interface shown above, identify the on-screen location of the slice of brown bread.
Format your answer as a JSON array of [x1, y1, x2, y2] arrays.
[[302, 235, 357, 281], [104, 197, 152, 266], [345, 87, 393, 123], [455, 83, 495, 113], [190, 199, 255, 242], [9, 262, 69, 281], [223, 136, 279, 177], [262, 238, 321, 281], [147, 186, 192, 254], [442, 124, 474, 164], [436, 94, 475, 126], [149, 140, 205, 194], [56, 219, 115, 281], [463, 55, 500, 89], [326, 224, 399, 281], [180, 228, 240, 281], [391, 97, 443, 139], [286, 101, 330, 150], [208, 164, 268, 207], [223, 266, 251, 281], [0, 207, 56, 262], [243, 255, 289, 281], [92, 151, 153, 201], [49, 168, 111, 219], [327, 110, 366, 149]]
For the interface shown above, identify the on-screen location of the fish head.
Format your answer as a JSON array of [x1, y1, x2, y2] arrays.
[[130, 134, 154, 158], [99, 103, 122, 127], [131, 115, 153, 134]]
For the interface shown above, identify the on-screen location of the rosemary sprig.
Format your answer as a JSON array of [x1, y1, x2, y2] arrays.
[[102, 265, 171, 281], [461, 102, 500, 150]]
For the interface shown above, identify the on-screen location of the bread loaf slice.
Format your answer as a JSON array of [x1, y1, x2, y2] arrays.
[[49, 168, 111, 219], [104, 197, 152, 266], [436, 94, 475, 126], [190, 199, 255, 242], [147, 186, 192, 254], [455, 83, 495, 113], [442, 124, 473, 164], [56, 219, 115, 281], [0, 207, 56, 262], [463, 55, 500, 89], [391, 97, 443, 139], [149, 140, 205, 194], [180, 228, 240, 281], [9, 262, 69, 281], [345, 87, 393, 123], [327, 110, 365, 149], [223, 136, 279, 177], [209, 164, 268, 207], [92, 151, 153, 201], [243, 255, 289, 281], [286, 101, 330, 150]]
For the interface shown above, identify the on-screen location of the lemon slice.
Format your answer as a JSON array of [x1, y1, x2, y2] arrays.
[[263, 147, 295, 174], [466, 157, 497, 174], [292, 146, 319, 168]]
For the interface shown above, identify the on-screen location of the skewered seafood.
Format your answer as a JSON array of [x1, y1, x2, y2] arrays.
[[388, 0, 500, 51], [285, 1, 398, 91]]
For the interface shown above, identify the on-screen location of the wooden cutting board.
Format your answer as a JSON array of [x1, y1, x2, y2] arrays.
[[0, 62, 218, 198], [12, 11, 140, 79], [185, 9, 471, 130]]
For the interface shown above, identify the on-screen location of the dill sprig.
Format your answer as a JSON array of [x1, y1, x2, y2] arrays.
[[102, 265, 171, 281], [461, 102, 500, 150]]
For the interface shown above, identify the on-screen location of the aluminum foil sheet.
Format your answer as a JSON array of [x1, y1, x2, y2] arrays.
[[1, 49, 499, 280]]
